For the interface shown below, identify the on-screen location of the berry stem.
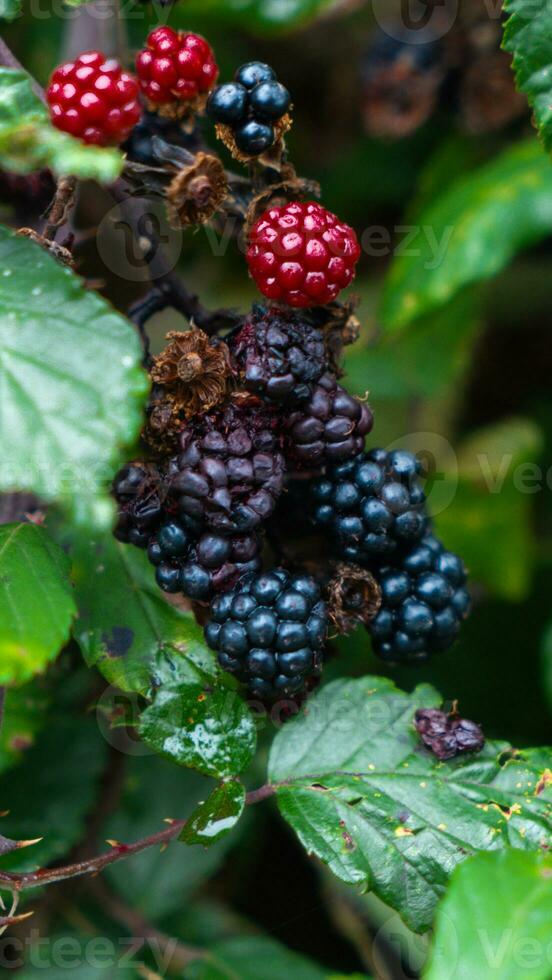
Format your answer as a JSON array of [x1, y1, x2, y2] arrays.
[[43, 175, 77, 242]]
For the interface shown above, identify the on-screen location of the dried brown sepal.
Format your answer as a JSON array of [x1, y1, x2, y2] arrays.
[[319, 299, 361, 375], [166, 152, 228, 228], [215, 113, 293, 165], [144, 329, 234, 452], [327, 563, 382, 634], [145, 91, 209, 122], [244, 171, 321, 236], [459, 51, 526, 134], [17, 227, 74, 268]]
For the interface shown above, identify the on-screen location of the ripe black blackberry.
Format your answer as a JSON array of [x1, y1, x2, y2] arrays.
[[310, 448, 427, 560], [285, 373, 373, 470], [147, 517, 262, 601], [204, 568, 328, 699], [166, 398, 286, 535], [230, 305, 327, 404], [113, 462, 164, 549], [415, 707, 484, 760], [207, 61, 291, 157], [369, 534, 471, 663], [122, 110, 201, 166]]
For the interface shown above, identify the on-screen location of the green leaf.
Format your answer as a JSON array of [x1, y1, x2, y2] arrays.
[[0, 681, 49, 776], [540, 622, 552, 715], [268, 676, 552, 933], [0, 523, 76, 685], [0, 226, 148, 526], [0, 0, 21, 20], [71, 532, 216, 694], [174, 0, 342, 34], [503, 0, 552, 152], [138, 680, 257, 779], [181, 780, 245, 847], [425, 849, 552, 980], [0, 715, 107, 872], [103, 755, 243, 920], [16, 932, 142, 977], [434, 417, 543, 600], [185, 936, 367, 980], [380, 141, 552, 331], [0, 69, 122, 182]]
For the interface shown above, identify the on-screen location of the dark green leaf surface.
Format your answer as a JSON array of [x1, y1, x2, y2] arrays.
[[269, 677, 552, 933], [0, 0, 21, 20], [0, 523, 76, 685], [0, 681, 49, 776], [104, 755, 240, 920], [380, 141, 552, 330], [0, 227, 148, 523], [0, 716, 107, 871], [0, 69, 122, 181], [181, 780, 245, 847], [503, 0, 552, 151], [17, 932, 142, 978], [72, 533, 216, 694], [138, 681, 256, 779], [425, 849, 552, 980], [185, 936, 367, 979]]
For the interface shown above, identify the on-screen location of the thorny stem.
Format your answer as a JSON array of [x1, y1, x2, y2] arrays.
[[0, 784, 278, 893]]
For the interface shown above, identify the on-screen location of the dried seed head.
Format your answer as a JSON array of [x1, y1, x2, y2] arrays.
[[414, 707, 485, 761], [166, 152, 228, 228], [144, 329, 234, 452], [327, 562, 382, 634]]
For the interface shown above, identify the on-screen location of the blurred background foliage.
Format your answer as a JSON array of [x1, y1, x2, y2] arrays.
[[2, 0, 552, 975]]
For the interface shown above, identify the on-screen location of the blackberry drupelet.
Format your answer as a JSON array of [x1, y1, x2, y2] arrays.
[[415, 707, 484, 760], [113, 462, 164, 549], [230, 305, 327, 404], [147, 518, 262, 601], [369, 534, 471, 662], [166, 398, 286, 535], [204, 568, 328, 699], [286, 373, 373, 469], [310, 448, 427, 561]]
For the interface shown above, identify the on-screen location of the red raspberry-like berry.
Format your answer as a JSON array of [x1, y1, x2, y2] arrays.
[[247, 201, 361, 308], [46, 51, 141, 146], [136, 27, 219, 112]]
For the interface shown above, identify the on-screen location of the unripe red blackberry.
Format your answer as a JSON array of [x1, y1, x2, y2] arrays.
[[204, 568, 328, 699], [230, 305, 328, 404], [247, 201, 361, 308], [136, 27, 218, 116], [47, 51, 141, 146], [285, 373, 373, 469], [166, 398, 286, 535]]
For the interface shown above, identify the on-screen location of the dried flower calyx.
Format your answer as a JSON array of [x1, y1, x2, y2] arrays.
[[327, 562, 382, 634], [144, 329, 233, 452], [166, 151, 228, 228]]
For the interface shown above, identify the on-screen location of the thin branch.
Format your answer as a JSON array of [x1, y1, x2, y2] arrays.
[[111, 180, 240, 338], [43, 176, 77, 241], [244, 783, 277, 805]]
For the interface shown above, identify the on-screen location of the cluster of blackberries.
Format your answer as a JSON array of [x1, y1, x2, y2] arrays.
[[207, 61, 291, 156]]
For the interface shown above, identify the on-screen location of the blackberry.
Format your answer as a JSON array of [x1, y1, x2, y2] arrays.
[[123, 110, 200, 166], [204, 568, 328, 699], [207, 61, 291, 159], [369, 535, 471, 662], [310, 448, 427, 561], [286, 373, 373, 469], [147, 517, 262, 601], [230, 305, 327, 404], [113, 462, 164, 549], [415, 708, 484, 761], [166, 399, 286, 535]]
